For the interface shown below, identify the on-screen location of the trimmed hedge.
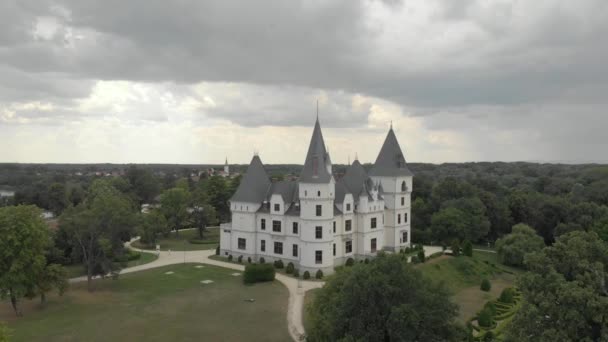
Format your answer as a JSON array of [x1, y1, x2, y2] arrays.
[[480, 279, 491, 292], [499, 287, 515, 304], [274, 260, 284, 269], [303, 271, 311, 280], [243, 263, 275, 284], [315, 270, 324, 279], [259, 257, 265, 264], [188, 238, 219, 245], [345, 258, 355, 266], [293, 268, 300, 277], [215, 246, 219, 255], [417, 250, 426, 263], [286, 262, 295, 274], [228, 254, 233, 261], [237, 255, 243, 263]]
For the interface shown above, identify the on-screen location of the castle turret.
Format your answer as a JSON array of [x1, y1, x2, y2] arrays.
[[298, 117, 335, 273], [224, 157, 229, 175], [369, 125, 413, 251]]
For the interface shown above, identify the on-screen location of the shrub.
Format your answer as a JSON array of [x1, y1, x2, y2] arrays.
[[451, 240, 461, 257], [410, 255, 420, 264], [259, 257, 265, 264], [477, 307, 494, 328], [345, 258, 355, 267], [274, 259, 284, 269], [247, 257, 252, 264], [286, 262, 295, 274], [228, 254, 233, 261], [499, 288, 515, 304], [417, 250, 425, 263], [215, 246, 219, 255], [480, 278, 491, 292], [364, 258, 369, 264], [303, 271, 311, 280], [484, 301, 496, 316], [293, 268, 300, 277], [315, 270, 324, 279], [482, 331, 494, 342], [237, 255, 243, 263], [243, 263, 275, 284], [463, 240, 473, 257]]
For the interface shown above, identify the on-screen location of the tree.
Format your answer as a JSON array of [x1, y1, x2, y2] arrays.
[[0, 205, 50, 316], [505, 231, 608, 341], [137, 210, 167, 245], [126, 166, 161, 204], [202, 176, 231, 221], [463, 240, 473, 257], [160, 187, 191, 237], [60, 180, 135, 292], [495, 224, 544, 267], [430, 207, 467, 244], [307, 253, 464, 341], [442, 197, 491, 242], [191, 185, 218, 239], [34, 263, 68, 305], [47, 182, 69, 215]]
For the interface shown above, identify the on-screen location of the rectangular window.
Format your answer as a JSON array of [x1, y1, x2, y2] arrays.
[[371, 217, 377, 229], [272, 220, 281, 232], [371, 238, 377, 253], [261, 240, 266, 252], [293, 244, 298, 257], [398, 214, 401, 224], [404, 213, 408, 223], [402, 231, 408, 244], [315, 226, 323, 239], [401, 197, 405, 206], [316, 204, 322, 216], [333, 243, 336, 256], [345, 219, 352, 232], [345, 240, 352, 253], [274, 203, 280, 212], [333, 221, 336, 233], [274, 241, 283, 255], [292, 222, 298, 234], [261, 219, 266, 230], [315, 250, 322, 264], [346, 203, 351, 211], [238, 238, 246, 250]]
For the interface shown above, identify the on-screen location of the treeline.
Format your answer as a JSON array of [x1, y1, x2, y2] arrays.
[[408, 162, 608, 245]]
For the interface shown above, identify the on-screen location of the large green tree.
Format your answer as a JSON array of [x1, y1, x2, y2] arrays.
[[495, 223, 545, 267], [33, 263, 68, 305], [191, 187, 217, 239], [126, 166, 161, 204], [137, 210, 168, 245], [505, 231, 608, 341], [47, 182, 69, 215], [307, 253, 464, 341], [160, 187, 191, 237], [0, 205, 50, 316], [60, 180, 135, 291]]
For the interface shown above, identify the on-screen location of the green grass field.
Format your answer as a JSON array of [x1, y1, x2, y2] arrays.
[[2, 263, 290, 342], [64, 251, 159, 279], [132, 227, 219, 251]]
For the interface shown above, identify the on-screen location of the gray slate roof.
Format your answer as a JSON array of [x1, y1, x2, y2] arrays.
[[299, 118, 332, 183], [369, 127, 413, 177], [335, 160, 378, 204], [266, 181, 298, 203], [230, 155, 271, 203]]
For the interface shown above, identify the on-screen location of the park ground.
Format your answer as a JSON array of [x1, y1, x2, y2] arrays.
[[1, 263, 290, 342], [131, 227, 219, 251]]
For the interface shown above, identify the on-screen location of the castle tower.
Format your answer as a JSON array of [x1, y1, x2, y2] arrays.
[[369, 125, 413, 251], [298, 117, 336, 273]]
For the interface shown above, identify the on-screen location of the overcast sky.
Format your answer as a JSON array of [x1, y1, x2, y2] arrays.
[[1, 0, 607, 165]]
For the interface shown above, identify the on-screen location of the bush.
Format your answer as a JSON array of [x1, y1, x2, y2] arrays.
[[484, 301, 496, 316], [477, 308, 494, 328], [274, 259, 284, 269], [237, 255, 243, 263], [228, 254, 233, 261], [259, 257, 265, 264], [499, 288, 515, 304], [243, 263, 275, 284], [293, 268, 300, 277], [188, 238, 218, 245], [364, 258, 369, 264], [410, 255, 420, 264], [315, 270, 324, 279], [345, 258, 355, 266], [247, 257, 252, 264], [417, 250, 426, 263], [303, 271, 311, 280], [463, 240, 473, 257], [451, 240, 461, 257], [286, 262, 295, 274], [480, 279, 491, 292], [482, 331, 494, 342], [215, 246, 219, 255]]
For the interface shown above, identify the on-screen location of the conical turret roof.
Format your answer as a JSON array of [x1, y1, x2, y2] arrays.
[[230, 155, 271, 203], [299, 118, 332, 183], [370, 127, 413, 177]]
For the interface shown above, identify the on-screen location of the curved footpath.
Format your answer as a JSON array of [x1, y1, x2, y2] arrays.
[[70, 238, 324, 342]]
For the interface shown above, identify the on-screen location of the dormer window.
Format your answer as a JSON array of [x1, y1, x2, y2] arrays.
[[274, 203, 280, 212]]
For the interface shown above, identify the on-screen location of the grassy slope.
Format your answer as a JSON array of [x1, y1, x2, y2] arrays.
[[131, 228, 219, 251], [3, 264, 290, 342]]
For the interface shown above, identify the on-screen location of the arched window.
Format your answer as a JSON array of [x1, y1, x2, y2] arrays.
[[401, 181, 406, 192]]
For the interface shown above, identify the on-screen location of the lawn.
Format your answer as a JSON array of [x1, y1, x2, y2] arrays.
[[2, 263, 290, 342], [64, 251, 159, 279], [131, 227, 219, 251]]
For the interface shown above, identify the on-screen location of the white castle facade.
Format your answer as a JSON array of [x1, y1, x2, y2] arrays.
[[219, 118, 413, 274]]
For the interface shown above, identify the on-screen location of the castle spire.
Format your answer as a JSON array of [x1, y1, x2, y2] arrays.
[[300, 116, 332, 183], [369, 126, 412, 177]]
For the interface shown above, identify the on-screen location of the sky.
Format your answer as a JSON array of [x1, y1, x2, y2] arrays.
[[1, 0, 607, 165]]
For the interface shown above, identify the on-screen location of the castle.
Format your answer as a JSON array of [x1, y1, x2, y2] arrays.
[[219, 118, 413, 274]]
